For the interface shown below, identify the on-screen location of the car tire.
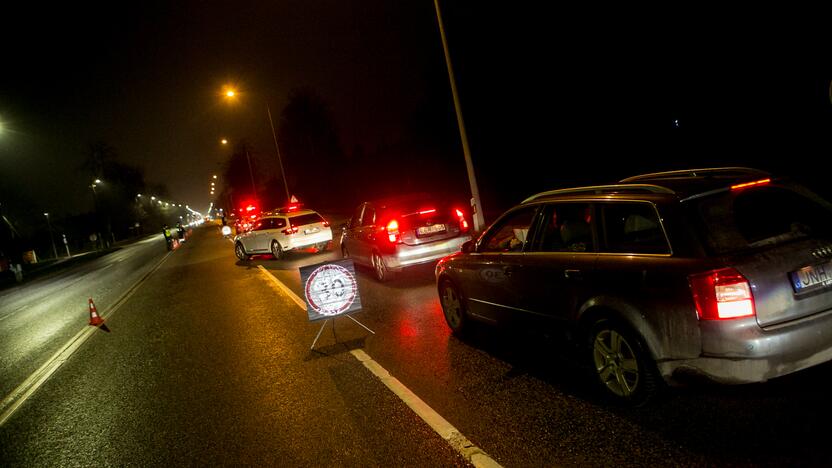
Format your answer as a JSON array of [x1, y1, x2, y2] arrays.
[[235, 242, 250, 261], [271, 240, 284, 260], [439, 279, 469, 335], [371, 251, 394, 282], [588, 318, 661, 406], [316, 242, 329, 252]]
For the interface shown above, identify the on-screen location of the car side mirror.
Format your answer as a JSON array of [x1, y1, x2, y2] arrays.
[[461, 240, 474, 253]]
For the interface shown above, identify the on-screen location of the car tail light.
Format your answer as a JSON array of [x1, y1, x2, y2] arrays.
[[689, 268, 756, 320], [419, 208, 436, 215], [386, 219, 400, 243], [454, 208, 469, 233], [322, 219, 330, 227], [282, 226, 299, 235]]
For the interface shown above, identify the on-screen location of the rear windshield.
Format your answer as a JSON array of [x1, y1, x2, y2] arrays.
[[290, 213, 325, 227], [689, 185, 832, 255]]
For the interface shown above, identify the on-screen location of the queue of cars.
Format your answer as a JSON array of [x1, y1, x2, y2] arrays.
[[233, 168, 832, 406], [436, 167, 832, 404]]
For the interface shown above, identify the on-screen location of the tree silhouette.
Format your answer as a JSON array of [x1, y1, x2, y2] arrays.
[[277, 87, 345, 210]]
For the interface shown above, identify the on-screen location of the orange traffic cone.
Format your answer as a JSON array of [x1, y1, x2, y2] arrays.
[[88, 297, 104, 326]]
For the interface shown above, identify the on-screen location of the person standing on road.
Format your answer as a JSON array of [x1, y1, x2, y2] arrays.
[[162, 224, 173, 251]]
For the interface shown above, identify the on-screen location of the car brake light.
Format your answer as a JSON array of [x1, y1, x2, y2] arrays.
[[419, 208, 436, 215], [282, 226, 299, 235], [731, 178, 771, 191], [454, 208, 470, 233], [386, 219, 400, 243], [322, 219, 329, 227], [689, 268, 756, 320]]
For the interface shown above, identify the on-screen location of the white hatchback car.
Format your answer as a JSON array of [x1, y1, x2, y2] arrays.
[[234, 209, 332, 260]]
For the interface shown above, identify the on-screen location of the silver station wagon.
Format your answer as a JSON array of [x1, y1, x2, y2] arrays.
[[436, 168, 832, 404], [234, 208, 332, 260]]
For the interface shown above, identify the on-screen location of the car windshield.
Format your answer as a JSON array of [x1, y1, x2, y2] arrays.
[[689, 184, 832, 255]]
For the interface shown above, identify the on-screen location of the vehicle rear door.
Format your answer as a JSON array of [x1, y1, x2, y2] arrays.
[[252, 218, 275, 251], [509, 202, 598, 326]]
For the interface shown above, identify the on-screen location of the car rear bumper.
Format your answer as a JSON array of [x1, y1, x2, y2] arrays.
[[660, 308, 832, 384], [385, 235, 471, 270]]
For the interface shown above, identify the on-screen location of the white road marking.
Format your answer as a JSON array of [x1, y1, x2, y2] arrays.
[[256, 266, 502, 468], [257, 265, 307, 309], [0, 250, 174, 427]]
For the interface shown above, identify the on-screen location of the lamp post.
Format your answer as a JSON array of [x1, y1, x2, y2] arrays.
[[90, 179, 102, 249], [433, 0, 485, 231], [44, 212, 58, 259], [266, 104, 291, 204], [222, 87, 291, 204]]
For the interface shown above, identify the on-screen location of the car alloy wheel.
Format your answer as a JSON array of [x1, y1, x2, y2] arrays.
[[372, 252, 390, 282], [235, 243, 250, 261], [440, 280, 468, 334], [590, 319, 659, 405], [271, 240, 283, 260]]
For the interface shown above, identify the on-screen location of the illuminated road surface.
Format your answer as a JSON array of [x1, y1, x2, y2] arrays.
[[3, 226, 832, 466]]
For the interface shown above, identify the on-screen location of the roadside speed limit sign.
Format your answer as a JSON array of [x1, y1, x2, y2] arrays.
[[300, 259, 362, 321]]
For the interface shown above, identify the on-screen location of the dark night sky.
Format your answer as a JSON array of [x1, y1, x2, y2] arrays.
[[2, 2, 831, 220]]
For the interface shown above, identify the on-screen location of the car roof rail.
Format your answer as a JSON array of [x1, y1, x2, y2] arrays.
[[522, 184, 675, 204], [620, 167, 770, 183]]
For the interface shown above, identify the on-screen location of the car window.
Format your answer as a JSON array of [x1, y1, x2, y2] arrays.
[[600, 203, 669, 254], [481, 206, 538, 253], [361, 207, 375, 227], [272, 218, 287, 229], [692, 185, 832, 254], [290, 213, 324, 227], [350, 205, 364, 228], [532, 202, 593, 253], [252, 219, 268, 231]]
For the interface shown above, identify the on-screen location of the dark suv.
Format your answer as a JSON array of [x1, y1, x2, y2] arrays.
[[435, 167, 832, 404]]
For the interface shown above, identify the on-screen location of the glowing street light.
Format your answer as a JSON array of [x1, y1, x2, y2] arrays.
[[221, 139, 228, 145]]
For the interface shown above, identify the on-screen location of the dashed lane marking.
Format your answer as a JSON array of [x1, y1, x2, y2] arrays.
[[256, 266, 503, 468]]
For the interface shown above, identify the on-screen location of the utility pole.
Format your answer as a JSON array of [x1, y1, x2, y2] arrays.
[[434, 0, 485, 231]]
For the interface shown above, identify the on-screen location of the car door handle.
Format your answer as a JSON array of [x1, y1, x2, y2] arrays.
[[564, 269, 582, 280]]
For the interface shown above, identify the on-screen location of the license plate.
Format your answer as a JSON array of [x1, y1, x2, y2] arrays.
[[790, 262, 832, 293], [304, 227, 320, 235], [417, 224, 446, 236]]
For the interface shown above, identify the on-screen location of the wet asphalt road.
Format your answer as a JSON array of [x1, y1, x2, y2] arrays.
[[3, 224, 832, 466]]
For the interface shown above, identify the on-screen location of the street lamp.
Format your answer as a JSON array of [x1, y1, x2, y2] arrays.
[[222, 86, 291, 204], [89, 179, 103, 249], [44, 212, 58, 259]]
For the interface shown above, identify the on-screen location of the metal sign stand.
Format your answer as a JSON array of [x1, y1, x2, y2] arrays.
[[310, 314, 375, 350]]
